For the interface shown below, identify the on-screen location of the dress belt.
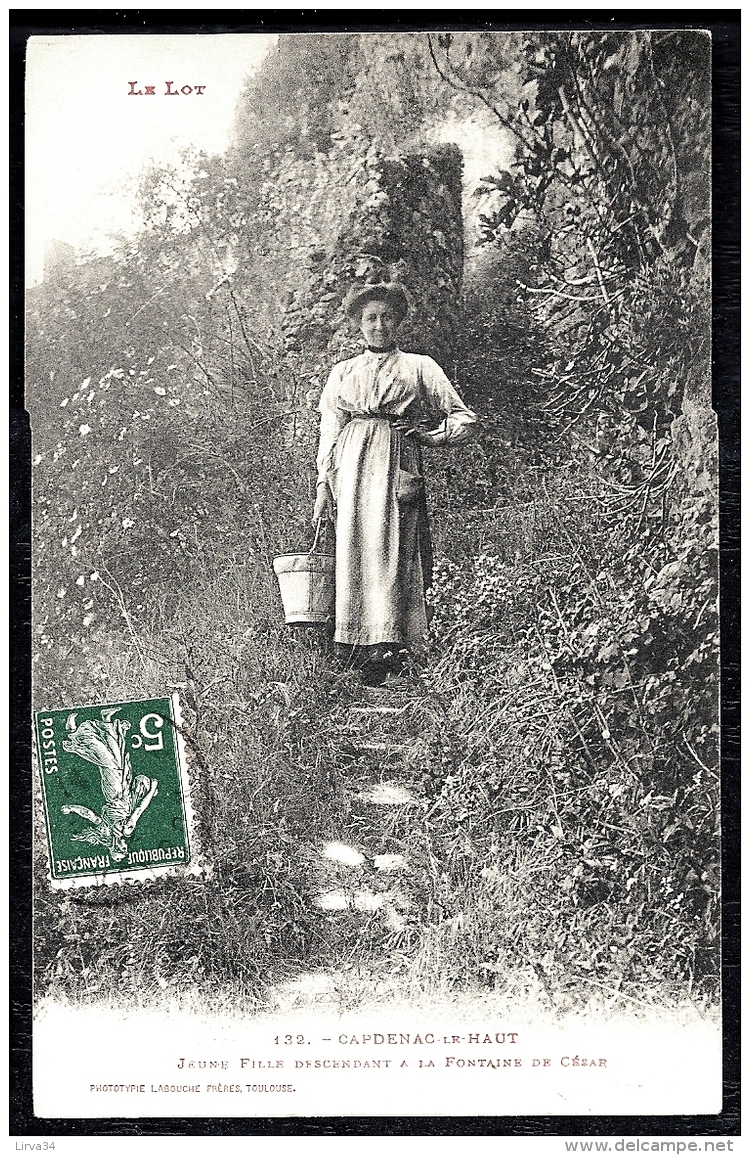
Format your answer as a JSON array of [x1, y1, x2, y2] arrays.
[[344, 414, 418, 471], [350, 413, 400, 423]]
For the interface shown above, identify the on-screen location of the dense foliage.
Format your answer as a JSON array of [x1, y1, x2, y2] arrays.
[[419, 29, 718, 989], [30, 31, 717, 1010]]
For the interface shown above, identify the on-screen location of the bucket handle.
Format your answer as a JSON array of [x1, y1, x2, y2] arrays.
[[310, 518, 325, 554]]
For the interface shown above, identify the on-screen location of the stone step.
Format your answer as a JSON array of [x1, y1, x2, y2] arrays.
[[315, 845, 410, 876], [347, 703, 412, 716], [373, 853, 408, 873], [361, 684, 413, 702], [353, 741, 404, 752], [315, 886, 411, 919], [337, 737, 406, 752], [316, 888, 385, 913], [356, 782, 418, 807], [322, 841, 365, 868]]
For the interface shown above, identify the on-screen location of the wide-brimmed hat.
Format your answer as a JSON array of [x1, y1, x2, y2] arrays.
[[343, 281, 409, 324]]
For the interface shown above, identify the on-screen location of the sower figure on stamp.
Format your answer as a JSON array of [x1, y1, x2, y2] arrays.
[[313, 281, 477, 686], [61, 708, 158, 861]]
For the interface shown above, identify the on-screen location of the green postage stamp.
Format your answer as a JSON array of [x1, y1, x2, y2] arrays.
[[35, 695, 195, 888]]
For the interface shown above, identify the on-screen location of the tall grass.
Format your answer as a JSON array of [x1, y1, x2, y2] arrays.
[[34, 451, 719, 1015]]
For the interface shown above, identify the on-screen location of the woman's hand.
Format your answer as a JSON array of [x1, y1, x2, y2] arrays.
[[312, 482, 335, 524], [399, 423, 446, 447]]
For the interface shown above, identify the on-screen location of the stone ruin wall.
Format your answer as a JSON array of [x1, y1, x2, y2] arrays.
[[280, 143, 464, 384]]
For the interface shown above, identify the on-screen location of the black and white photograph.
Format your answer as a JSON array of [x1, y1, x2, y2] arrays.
[[15, 18, 738, 1134]]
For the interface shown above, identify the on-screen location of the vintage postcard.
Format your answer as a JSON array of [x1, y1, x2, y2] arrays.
[[24, 25, 727, 1127]]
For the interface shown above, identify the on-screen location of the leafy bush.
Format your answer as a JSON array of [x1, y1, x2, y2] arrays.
[[415, 469, 719, 998]]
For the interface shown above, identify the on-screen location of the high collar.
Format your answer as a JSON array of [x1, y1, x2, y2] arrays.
[[364, 345, 398, 356]]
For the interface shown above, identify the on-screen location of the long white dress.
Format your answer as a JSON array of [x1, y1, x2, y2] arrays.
[[316, 347, 477, 649]]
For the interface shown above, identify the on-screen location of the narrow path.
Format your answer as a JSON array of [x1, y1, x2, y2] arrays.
[[272, 680, 438, 1010], [314, 688, 421, 918]]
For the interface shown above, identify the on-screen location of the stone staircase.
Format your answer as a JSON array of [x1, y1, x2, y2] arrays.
[[309, 687, 428, 947], [267, 684, 439, 1011]]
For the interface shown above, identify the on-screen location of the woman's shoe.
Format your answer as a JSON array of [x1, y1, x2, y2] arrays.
[[360, 659, 390, 687]]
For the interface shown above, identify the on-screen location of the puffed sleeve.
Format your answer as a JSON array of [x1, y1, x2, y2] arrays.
[[316, 364, 350, 486], [419, 356, 478, 446]]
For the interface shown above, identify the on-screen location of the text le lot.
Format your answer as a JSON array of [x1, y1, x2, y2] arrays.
[[128, 82, 206, 96]]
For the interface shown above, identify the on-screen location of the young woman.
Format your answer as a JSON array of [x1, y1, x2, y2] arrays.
[[313, 282, 477, 683]]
